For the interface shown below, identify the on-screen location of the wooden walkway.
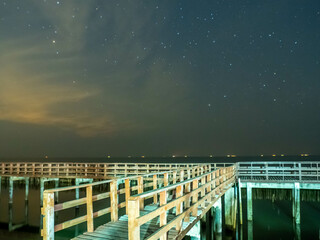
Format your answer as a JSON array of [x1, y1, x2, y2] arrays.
[[72, 207, 180, 240], [41, 165, 236, 240]]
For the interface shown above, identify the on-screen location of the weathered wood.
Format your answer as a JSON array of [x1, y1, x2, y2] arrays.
[[159, 190, 168, 240], [125, 178, 130, 215], [110, 180, 118, 221], [86, 186, 94, 232], [192, 179, 199, 216], [175, 185, 183, 231], [153, 174, 157, 204], [43, 192, 54, 240], [128, 199, 140, 240], [138, 176, 144, 210]]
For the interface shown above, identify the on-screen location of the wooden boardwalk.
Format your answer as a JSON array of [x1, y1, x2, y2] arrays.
[[41, 165, 236, 240], [72, 207, 180, 240]]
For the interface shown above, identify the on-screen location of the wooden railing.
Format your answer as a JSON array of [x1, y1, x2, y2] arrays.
[[237, 162, 320, 182], [0, 162, 210, 179], [41, 165, 212, 240], [128, 165, 236, 240]]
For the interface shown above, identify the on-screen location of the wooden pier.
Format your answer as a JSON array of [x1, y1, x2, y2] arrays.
[[40, 164, 236, 240], [1, 161, 320, 239]]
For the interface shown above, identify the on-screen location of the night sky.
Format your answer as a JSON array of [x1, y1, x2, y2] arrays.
[[0, 0, 319, 158]]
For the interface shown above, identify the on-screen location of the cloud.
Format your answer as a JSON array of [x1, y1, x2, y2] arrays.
[[0, 1, 192, 137]]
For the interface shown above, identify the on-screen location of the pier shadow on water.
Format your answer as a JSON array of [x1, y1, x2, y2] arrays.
[[1, 181, 320, 240]]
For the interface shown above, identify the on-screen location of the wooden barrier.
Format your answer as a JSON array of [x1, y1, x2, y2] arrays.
[[41, 165, 211, 240], [237, 162, 320, 182], [0, 162, 214, 179], [127, 165, 236, 240]]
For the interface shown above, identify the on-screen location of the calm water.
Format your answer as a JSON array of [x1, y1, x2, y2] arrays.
[[0, 156, 319, 239]]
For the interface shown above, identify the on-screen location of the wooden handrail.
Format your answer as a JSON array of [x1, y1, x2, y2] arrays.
[[127, 165, 236, 240], [42, 164, 211, 240]]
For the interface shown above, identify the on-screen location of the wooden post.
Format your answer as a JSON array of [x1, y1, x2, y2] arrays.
[[8, 177, 13, 231], [160, 190, 167, 240], [176, 185, 183, 231], [192, 179, 199, 216], [125, 178, 130, 215], [213, 197, 222, 234], [138, 176, 144, 210], [173, 171, 177, 184], [247, 182, 253, 221], [25, 177, 29, 225], [293, 182, 300, 224], [86, 186, 94, 232], [110, 180, 118, 221], [184, 181, 191, 222], [128, 198, 140, 240], [43, 192, 54, 240], [179, 169, 184, 182], [164, 173, 168, 187], [54, 180, 59, 203], [238, 179, 243, 225], [153, 174, 158, 204]]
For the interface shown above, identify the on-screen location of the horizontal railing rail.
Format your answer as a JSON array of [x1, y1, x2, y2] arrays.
[[41, 164, 212, 240], [238, 162, 320, 182], [128, 165, 236, 240]]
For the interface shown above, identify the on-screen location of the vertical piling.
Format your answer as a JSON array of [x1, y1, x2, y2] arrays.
[[224, 187, 235, 230], [248, 220, 253, 240], [54, 180, 59, 203], [40, 178, 45, 231], [293, 182, 300, 224], [247, 182, 253, 221], [238, 179, 243, 225], [213, 198, 222, 234], [25, 177, 29, 225], [8, 177, 13, 231]]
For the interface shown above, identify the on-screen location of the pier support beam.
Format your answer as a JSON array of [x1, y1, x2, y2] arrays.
[[292, 182, 300, 224], [238, 179, 243, 225], [224, 187, 236, 230], [213, 198, 222, 234], [247, 182, 253, 221], [8, 177, 29, 231]]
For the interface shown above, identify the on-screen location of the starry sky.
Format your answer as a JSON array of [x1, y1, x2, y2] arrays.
[[0, 0, 320, 158]]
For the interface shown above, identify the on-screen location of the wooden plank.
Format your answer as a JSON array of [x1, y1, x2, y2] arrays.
[[128, 198, 140, 240], [110, 180, 118, 221], [86, 186, 94, 232]]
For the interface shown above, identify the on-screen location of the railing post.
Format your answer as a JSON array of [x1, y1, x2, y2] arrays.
[[160, 190, 168, 240], [192, 179, 199, 216], [179, 169, 184, 182], [86, 186, 94, 232], [176, 185, 183, 231], [153, 174, 158, 204], [125, 178, 130, 215], [173, 171, 177, 184], [138, 176, 144, 210], [110, 180, 118, 221], [164, 173, 168, 187], [128, 198, 140, 240], [42, 192, 54, 240]]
